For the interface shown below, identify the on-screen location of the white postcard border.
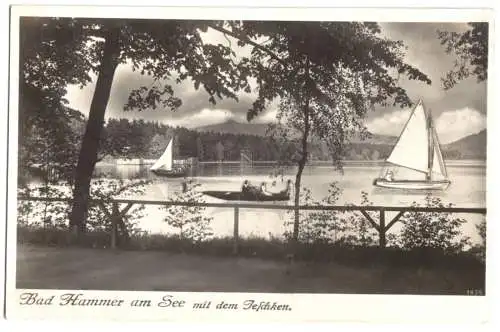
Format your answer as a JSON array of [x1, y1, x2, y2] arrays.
[[4, 4, 497, 324]]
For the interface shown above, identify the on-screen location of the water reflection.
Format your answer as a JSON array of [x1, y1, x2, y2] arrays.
[[94, 162, 486, 205]]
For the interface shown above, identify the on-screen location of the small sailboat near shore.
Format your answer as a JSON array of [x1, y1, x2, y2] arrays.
[[373, 100, 451, 190], [150, 138, 187, 178]]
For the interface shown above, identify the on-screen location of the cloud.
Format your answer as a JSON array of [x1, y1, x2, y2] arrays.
[[251, 101, 280, 124], [168, 108, 234, 128], [365, 108, 412, 137], [366, 107, 486, 144], [63, 22, 487, 135], [253, 109, 278, 124], [434, 107, 486, 143]]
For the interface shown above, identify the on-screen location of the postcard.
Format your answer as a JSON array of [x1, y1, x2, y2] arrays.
[[3, 4, 495, 325]]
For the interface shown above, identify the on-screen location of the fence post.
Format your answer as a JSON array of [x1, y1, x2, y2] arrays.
[[233, 207, 239, 254], [379, 208, 386, 248], [111, 202, 119, 249]]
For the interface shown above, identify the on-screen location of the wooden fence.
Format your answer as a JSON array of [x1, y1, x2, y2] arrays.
[[17, 196, 487, 252]]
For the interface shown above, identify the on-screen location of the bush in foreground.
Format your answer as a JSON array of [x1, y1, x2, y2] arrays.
[[394, 194, 471, 254]]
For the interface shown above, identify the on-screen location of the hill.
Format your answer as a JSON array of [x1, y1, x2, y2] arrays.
[[349, 131, 397, 145], [98, 117, 486, 162], [443, 130, 486, 160], [196, 120, 399, 144]]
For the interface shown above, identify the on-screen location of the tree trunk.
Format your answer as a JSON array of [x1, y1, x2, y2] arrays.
[[292, 101, 311, 241], [69, 27, 121, 235], [291, 58, 311, 242], [292, 159, 305, 240]]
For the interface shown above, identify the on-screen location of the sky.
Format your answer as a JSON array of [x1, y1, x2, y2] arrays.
[[64, 21, 488, 144]]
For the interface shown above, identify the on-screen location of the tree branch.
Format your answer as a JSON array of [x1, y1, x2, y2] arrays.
[[209, 24, 344, 109], [207, 24, 289, 68]]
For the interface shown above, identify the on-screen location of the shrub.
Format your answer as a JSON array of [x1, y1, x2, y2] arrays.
[[17, 185, 69, 229], [283, 182, 345, 244], [88, 177, 150, 236], [469, 218, 486, 262], [394, 194, 471, 253], [338, 191, 379, 246], [17, 178, 150, 238], [162, 179, 214, 243]]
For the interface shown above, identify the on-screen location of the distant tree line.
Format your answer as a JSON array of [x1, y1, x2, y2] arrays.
[[99, 118, 469, 162], [100, 118, 293, 161], [19, 108, 473, 186]]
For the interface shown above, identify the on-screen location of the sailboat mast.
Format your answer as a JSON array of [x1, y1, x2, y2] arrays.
[[426, 107, 434, 181]]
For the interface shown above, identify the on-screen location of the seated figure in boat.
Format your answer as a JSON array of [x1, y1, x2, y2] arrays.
[[260, 182, 273, 196], [241, 180, 250, 193], [384, 170, 394, 182], [241, 180, 259, 195]]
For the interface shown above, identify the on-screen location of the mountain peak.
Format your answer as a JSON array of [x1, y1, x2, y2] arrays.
[[442, 129, 486, 159]]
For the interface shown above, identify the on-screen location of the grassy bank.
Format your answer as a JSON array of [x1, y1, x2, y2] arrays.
[[17, 225, 485, 271], [16, 243, 485, 294], [16, 226, 485, 294]]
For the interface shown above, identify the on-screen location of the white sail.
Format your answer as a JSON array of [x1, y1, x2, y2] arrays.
[[150, 139, 173, 171], [386, 101, 430, 174], [431, 125, 448, 179]]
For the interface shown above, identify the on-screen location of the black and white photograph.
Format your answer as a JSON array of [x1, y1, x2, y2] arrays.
[[3, 4, 494, 324]]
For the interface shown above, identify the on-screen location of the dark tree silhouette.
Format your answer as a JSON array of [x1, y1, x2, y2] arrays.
[[20, 18, 251, 234], [438, 22, 488, 89], [219, 21, 431, 241]]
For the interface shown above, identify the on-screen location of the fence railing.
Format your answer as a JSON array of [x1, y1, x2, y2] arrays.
[[17, 196, 487, 252]]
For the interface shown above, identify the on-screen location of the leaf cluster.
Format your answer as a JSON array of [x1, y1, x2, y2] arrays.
[[162, 180, 214, 243], [438, 22, 488, 89]]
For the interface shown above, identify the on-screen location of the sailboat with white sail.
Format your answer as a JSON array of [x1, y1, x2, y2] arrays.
[[150, 138, 187, 177], [372, 100, 451, 190]]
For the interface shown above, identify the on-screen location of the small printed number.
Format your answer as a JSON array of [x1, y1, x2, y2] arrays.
[[466, 289, 484, 296]]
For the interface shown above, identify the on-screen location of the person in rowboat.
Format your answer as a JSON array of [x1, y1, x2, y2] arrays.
[[385, 170, 394, 182], [241, 180, 251, 193], [260, 182, 272, 196]]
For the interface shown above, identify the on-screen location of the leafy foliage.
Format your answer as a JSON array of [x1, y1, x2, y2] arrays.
[[476, 218, 486, 245], [470, 218, 486, 262], [216, 21, 432, 241], [18, 97, 84, 187], [393, 194, 471, 253], [281, 185, 474, 254], [21, 19, 434, 232], [283, 183, 343, 243], [21, 18, 252, 112], [88, 178, 150, 234], [162, 180, 214, 243], [17, 185, 69, 229], [20, 18, 256, 229], [225, 21, 432, 120], [438, 22, 488, 89], [282, 185, 380, 246], [17, 179, 150, 235], [338, 192, 379, 247]]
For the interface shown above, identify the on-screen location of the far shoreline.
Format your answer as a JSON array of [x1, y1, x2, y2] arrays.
[[95, 159, 487, 167]]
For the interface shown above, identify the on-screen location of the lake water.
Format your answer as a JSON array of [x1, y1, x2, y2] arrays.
[[93, 160, 486, 245]]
